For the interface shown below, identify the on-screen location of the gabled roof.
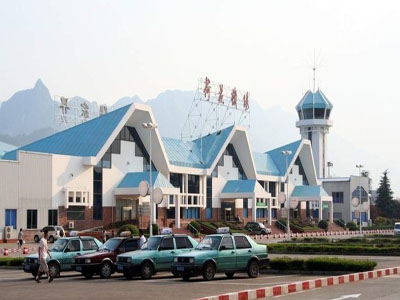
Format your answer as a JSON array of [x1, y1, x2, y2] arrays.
[[291, 185, 330, 198], [252, 152, 280, 176], [262, 140, 302, 177], [222, 179, 257, 194], [162, 125, 234, 169], [117, 171, 175, 189], [296, 89, 333, 111], [3, 105, 131, 160], [0, 141, 15, 159]]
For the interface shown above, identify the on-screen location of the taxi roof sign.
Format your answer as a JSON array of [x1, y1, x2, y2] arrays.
[[161, 228, 172, 235], [216, 227, 230, 234]]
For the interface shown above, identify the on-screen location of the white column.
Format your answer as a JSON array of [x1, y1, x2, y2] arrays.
[[252, 195, 257, 221], [175, 195, 181, 229], [329, 201, 334, 223], [268, 198, 272, 225], [319, 199, 323, 221]]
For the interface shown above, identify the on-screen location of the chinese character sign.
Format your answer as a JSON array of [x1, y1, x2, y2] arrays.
[[218, 84, 224, 103], [203, 77, 211, 100], [243, 92, 249, 111], [231, 87, 237, 108]]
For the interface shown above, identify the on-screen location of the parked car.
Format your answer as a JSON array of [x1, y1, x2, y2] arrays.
[[72, 237, 141, 279], [23, 236, 102, 278], [245, 222, 271, 235], [34, 226, 65, 243], [394, 222, 400, 236], [171, 233, 269, 281], [115, 234, 198, 280]]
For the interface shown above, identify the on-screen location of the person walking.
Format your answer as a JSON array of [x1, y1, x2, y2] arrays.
[[139, 229, 146, 248], [35, 229, 53, 283], [17, 228, 23, 250]]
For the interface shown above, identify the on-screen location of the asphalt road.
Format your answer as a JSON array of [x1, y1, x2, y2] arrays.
[[279, 274, 400, 300], [0, 269, 319, 300]]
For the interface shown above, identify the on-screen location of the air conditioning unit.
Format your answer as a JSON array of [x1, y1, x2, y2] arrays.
[[68, 222, 74, 229], [4, 226, 16, 240]]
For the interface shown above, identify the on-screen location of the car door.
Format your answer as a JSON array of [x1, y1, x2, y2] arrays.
[[174, 237, 193, 255], [217, 236, 236, 271], [62, 239, 82, 270], [119, 239, 140, 255], [234, 236, 253, 270], [156, 237, 175, 271], [81, 238, 99, 254]]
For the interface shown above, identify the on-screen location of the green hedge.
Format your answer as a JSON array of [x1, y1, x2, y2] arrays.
[[269, 256, 376, 272], [0, 257, 24, 267], [117, 224, 139, 236], [267, 243, 400, 255], [188, 221, 201, 233], [318, 220, 329, 230]]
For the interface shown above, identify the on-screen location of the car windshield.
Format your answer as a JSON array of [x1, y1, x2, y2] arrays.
[[99, 238, 120, 251], [141, 237, 161, 250], [395, 224, 400, 229], [196, 236, 221, 250], [258, 223, 266, 229], [49, 239, 68, 252]]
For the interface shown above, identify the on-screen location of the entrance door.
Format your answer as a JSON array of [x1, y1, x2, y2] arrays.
[[225, 208, 231, 221], [122, 207, 132, 221]]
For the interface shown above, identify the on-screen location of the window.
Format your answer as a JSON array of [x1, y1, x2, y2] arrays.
[[65, 240, 81, 252], [188, 175, 200, 194], [234, 236, 252, 249], [332, 192, 344, 203], [182, 207, 200, 219], [268, 183, 276, 197], [170, 173, 183, 193], [303, 109, 313, 119], [294, 157, 309, 186], [160, 238, 174, 250], [175, 237, 193, 249], [48, 210, 58, 226], [220, 237, 234, 250], [166, 208, 175, 219], [27, 210, 37, 229], [243, 198, 248, 218], [82, 239, 98, 251], [281, 183, 285, 192], [121, 239, 139, 252], [308, 131, 313, 145], [5, 209, 17, 229], [206, 176, 212, 219], [93, 167, 103, 220], [67, 206, 85, 220], [224, 144, 247, 179], [352, 186, 368, 202], [314, 108, 325, 119]]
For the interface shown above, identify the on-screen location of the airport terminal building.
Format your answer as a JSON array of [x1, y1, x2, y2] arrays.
[[0, 89, 370, 238]]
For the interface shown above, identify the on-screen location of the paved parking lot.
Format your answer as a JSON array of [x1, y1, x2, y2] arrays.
[[0, 269, 320, 300]]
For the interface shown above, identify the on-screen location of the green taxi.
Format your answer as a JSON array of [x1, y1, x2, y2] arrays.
[[171, 232, 269, 281], [23, 236, 102, 278], [115, 234, 198, 279]]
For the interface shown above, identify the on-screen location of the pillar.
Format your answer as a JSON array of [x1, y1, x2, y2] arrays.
[[319, 198, 323, 221], [268, 198, 272, 225], [329, 201, 334, 223], [175, 194, 180, 229], [252, 195, 257, 221]]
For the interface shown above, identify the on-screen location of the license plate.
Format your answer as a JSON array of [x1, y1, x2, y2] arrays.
[[24, 265, 30, 271], [117, 265, 123, 271], [76, 266, 82, 271], [177, 266, 184, 272]]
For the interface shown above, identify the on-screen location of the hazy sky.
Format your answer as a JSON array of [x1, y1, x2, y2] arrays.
[[1, 0, 399, 194]]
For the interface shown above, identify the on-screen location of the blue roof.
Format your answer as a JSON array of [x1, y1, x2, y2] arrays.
[[162, 126, 234, 169], [0, 142, 15, 159], [118, 171, 175, 189], [221, 179, 256, 194], [3, 105, 131, 160], [264, 140, 302, 177], [253, 152, 280, 176], [291, 185, 330, 198], [296, 89, 333, 111]]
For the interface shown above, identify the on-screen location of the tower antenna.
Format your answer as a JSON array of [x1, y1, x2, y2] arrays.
[[313, 51, 316, 93]]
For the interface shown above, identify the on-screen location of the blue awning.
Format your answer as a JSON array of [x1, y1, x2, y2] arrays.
[[221, 180, 270, 199], [291, 185, 330, 200], [117, 171, 175, 189]]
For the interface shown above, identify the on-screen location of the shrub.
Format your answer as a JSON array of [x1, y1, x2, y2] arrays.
[[269, 257, 304, 270], [0, 257, 24, 267], [346, 221, 358, 231], [117, 224, 139, 236], [188, 221, 201, 233], [318, 220, 329, 231], [149, 223, 159, 236]]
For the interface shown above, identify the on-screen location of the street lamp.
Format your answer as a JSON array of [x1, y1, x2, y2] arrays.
[[282, 150, 292, 241], [142, 122, 158, 236], [327, 162, 333, 178], [356, 164, 364, 235]]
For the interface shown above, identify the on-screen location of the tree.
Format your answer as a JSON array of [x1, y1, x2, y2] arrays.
[[375, 170, 396, 218]]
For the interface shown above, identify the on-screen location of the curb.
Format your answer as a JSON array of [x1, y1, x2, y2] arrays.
[[197, 266, 400, 300]]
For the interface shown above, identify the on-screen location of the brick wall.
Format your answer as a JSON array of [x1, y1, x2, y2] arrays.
[[58, 206, 115, 231]]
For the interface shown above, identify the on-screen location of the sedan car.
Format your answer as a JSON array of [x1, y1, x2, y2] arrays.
[[23, 237, 102, 278], [115, 234, 198, 280], [245, 222, 271, 235], [34, 226, 65, 243], [72, 237, 141, 279], [171, 233, 269, 281]]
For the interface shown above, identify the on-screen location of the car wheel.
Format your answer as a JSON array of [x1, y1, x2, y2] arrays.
[[182, 275, 190, 281], [48, 262, 60, 278], [34, 235, 40, 243], [172, 270, 180, 278], [83, 272, 94, 279], [124, 272, 133, 280], [225, 272, 235, 279], [247, 260, 259, 278], [31, 270, 38, 278], [100, 262, 113, 279], [140, 261, 153, 280], [202, 262, 216, 281], [48, 236, 54, 243]]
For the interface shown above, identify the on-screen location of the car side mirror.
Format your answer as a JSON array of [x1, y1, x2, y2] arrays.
[[219, 245, 226, 251]]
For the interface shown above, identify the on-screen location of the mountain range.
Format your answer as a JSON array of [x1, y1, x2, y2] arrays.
[[0, 79, 398, 195]]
